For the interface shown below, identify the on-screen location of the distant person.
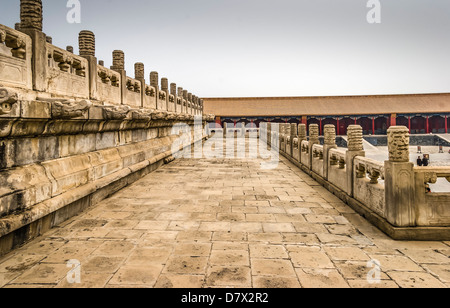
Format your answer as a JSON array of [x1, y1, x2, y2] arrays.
[[417, 156, 423, 166], [425, 184, 431, 193], [422, 156, 429, 166]]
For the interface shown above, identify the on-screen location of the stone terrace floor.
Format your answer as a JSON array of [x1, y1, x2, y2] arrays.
[[0, 141, 449, 288]]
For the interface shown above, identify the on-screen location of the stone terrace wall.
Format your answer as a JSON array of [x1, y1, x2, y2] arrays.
[[0, 0, 214, 256], [260, 123, 450, 241]]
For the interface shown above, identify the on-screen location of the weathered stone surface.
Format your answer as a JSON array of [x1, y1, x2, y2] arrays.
[[0, 88, 18, 115], [51, 100, 92, 119], [20, 0, 43, 31], [347, 125, 363, 151], [387, 126, 410, 162], [78, 30, 95, 57]]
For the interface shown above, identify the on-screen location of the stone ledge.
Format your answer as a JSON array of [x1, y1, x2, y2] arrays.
[[0, 137, 205, 256], [281, 152, 450, 241]]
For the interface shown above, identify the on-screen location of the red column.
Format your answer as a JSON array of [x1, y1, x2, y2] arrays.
[[426, 116, 429, 134], [354, 118, 357, 125], [408, 116, 411, 133], [215, 117, 221, 128], [372, 117, 375, 135], [319, 119, 323, 135], [445, 115, 448, 133], [390, 114, 397, 127], [337, 118, 340, 136]]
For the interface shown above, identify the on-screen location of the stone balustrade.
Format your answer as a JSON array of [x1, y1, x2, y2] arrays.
[[260, 122, 450, 240]]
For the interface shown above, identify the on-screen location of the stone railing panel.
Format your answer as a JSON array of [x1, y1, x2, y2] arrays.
[[46, 43, 89, 98], [354, 156, 386, 218], [300, 140, 310, 167], [143, 84, 157, 110], [414, 167, 450, 226], [327, 148, 348, 192], [157, 90, 167, 111], [125, 76, 142, 107], [97, 64, 121, 105], [0, 25, 32, 90], [311, 144, 324, 177]]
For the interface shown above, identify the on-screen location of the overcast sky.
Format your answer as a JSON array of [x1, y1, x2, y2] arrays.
[[1, 0, 450, 98]]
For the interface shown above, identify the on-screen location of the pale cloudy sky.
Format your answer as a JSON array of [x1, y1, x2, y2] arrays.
[[1, 0, 450, 98]]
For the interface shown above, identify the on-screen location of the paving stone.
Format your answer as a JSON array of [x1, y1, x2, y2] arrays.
[[288, 246, 334, 269], [206, 266, 251, 287], [12, 263, 70, 285], [262, 223, 295, 233], [164, 256, 208, 274], [387, 271, 447, 288], [108, 265, 163, 286], [210, 250, 249, 266], [251, 259, 297, 277], [154, 274, 205, 288], [296, 268, 349, 288], [173, 243, 212, 257], [324, 247, 370, 261], [253, 276, 301, 288], [369, 255, 424, 272], [126, 247, 172, 265], [248, 233, 283, 243], [347, 279, 399, 288]]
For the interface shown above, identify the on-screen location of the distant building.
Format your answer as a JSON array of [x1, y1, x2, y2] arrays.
[[203, 93, 450, 135]]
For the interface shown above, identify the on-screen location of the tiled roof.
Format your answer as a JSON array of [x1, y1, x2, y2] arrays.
[[203, 93, 450, 117]]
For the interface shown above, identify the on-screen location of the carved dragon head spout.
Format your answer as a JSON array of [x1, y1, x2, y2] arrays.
[[0, 88, 18, 115]]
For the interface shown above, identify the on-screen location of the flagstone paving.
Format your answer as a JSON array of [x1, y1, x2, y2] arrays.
[[0, 147, 449, 288]]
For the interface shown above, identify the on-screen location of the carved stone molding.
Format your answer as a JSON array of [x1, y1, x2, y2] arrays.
[[103, 105, 130, 120], [131, 109, 152, 121], [51, 99, 92, 119], [424, 172, 438, 184], [165, 113, 177, 121], [151, 111, 168, 120], [0, 88, 18, 115]]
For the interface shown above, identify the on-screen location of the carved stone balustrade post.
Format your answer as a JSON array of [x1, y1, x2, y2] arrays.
[[170, 83, 177, 113], [308, 124, 320, 170], [79, 30, 98, 100], [111, 50, 126, 104], [134, 62, 145, 108], [323, 124, 337, 180], [177, 87, 184, 113], [183, 90, 188, 114], [384, 126, 415, 227], [345, 125, 365, 196], [20, 0, 47, 91], [150, 71, 160, 109], [161, 78, 169, 111]]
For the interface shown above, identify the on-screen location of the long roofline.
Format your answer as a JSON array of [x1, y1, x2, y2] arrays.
[[201, 92, 450, 100]]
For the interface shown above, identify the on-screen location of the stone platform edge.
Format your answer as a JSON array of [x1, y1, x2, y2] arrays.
[[282, 152, 450, 241], [0, 137, 205, 256]]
